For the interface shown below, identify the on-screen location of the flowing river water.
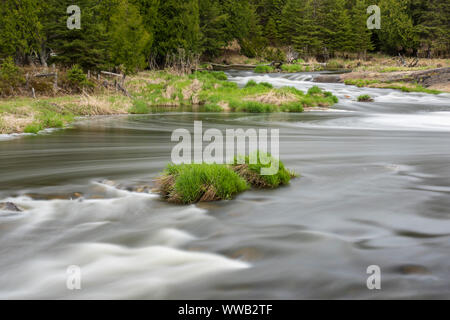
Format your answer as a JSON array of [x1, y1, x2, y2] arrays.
[[0, 71, 449, 299]]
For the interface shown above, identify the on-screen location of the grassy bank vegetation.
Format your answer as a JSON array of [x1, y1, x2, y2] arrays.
[[155, 152, 296, 204], [0, 70, 339, 134], [344, 79, 443, 94], [128, 71, 338, 114]]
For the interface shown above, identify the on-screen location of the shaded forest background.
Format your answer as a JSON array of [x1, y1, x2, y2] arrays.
[[0, 0, 448, 73]]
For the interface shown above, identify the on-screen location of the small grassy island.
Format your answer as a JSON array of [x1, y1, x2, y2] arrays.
[[155, 152, 297, 205]]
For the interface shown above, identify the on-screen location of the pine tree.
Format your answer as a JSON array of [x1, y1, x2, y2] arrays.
[[153, 0, 201, 62], [377, 0, 418, 55], [199, 0, 231, 58], [43, 0, 110, 70], [0, 0, 44, 64], [322, 0, 353, 54], [292, 0, 324, 57], [109, 0, 150, 74], [350, 0, 373, 57]]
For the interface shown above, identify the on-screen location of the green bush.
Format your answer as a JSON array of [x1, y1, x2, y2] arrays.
[[0, 57, 25, 96], [67, 65, 93, 89]]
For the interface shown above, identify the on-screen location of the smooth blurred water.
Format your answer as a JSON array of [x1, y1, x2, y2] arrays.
[[0, 71, 449, 299]]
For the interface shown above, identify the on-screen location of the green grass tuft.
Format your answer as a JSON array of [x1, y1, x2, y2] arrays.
[[157, 163, 249, 204], [254, 65, 275, 73]]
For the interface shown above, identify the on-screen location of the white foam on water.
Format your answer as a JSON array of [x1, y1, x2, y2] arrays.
[[0, 181, 249, 299]]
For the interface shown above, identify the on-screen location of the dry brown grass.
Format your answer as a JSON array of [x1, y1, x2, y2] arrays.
[[245, 90, 297, 106]]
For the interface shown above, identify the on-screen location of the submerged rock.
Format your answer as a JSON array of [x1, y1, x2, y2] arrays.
[[313, 75, 343, 83], [0, 202, 21, 212]]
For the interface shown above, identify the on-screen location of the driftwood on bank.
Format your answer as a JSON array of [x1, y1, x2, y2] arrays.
[[99, 70, 131, 97], [210, 63, 266, 71]]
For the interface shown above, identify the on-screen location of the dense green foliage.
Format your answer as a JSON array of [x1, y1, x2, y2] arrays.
[[0, 0, 448, 71]]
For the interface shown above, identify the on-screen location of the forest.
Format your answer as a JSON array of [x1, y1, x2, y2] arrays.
[[0, 0, 449, 74]]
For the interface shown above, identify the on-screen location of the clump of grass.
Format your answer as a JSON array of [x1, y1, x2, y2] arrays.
[[155, 151, 297, 204], [357, 94, 374, 102], [345, 78, 442, 94], [211, 71, 228, 81], [254, 65, 275, 73], [129, 100, 150, 114], [232, 152, 297, 189], [156, 163, 249, 204], [202, 104, 223, 112], [281, 64, 304, 73], [244, 80, 273, 89], [233, 101, 277, 113], [344, 79, 381, 87], [307, 86, 323, 95]]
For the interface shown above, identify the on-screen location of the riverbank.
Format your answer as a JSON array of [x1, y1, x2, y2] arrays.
[[0, 70, 338, 134]]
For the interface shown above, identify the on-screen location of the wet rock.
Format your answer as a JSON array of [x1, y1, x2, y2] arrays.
[[397, 265, 431, 275], [229, 248, 263, 262], [313, 75, 343, 83], [24, 192, 83, 200], [0, 202, 21, 212]]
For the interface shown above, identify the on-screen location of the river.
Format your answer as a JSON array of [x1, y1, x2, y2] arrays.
[[0, 71, 449, 299]]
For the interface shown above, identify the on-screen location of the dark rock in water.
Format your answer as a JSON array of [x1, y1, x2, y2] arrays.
[[24, 192, 83, 200], [0, 202, 21, 212], [397, 265, 431, 275], [313, 75, 343, 83]]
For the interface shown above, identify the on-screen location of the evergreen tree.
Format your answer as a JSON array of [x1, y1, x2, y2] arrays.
[[199, 0, 231, 58], [0, 0, 44, 64], [350, 0, 373, 57], [153, 0, 201, 62], [43, 0, 110, 70], [377, 0, 418, 55], [109, 0, 150, 74]]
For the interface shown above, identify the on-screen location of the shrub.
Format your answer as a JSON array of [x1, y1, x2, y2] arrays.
[[0, 57, 25, 96], [67, 65, 93, 90]]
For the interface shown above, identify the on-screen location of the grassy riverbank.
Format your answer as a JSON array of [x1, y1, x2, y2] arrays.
[[0, 70, 338, 134]]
